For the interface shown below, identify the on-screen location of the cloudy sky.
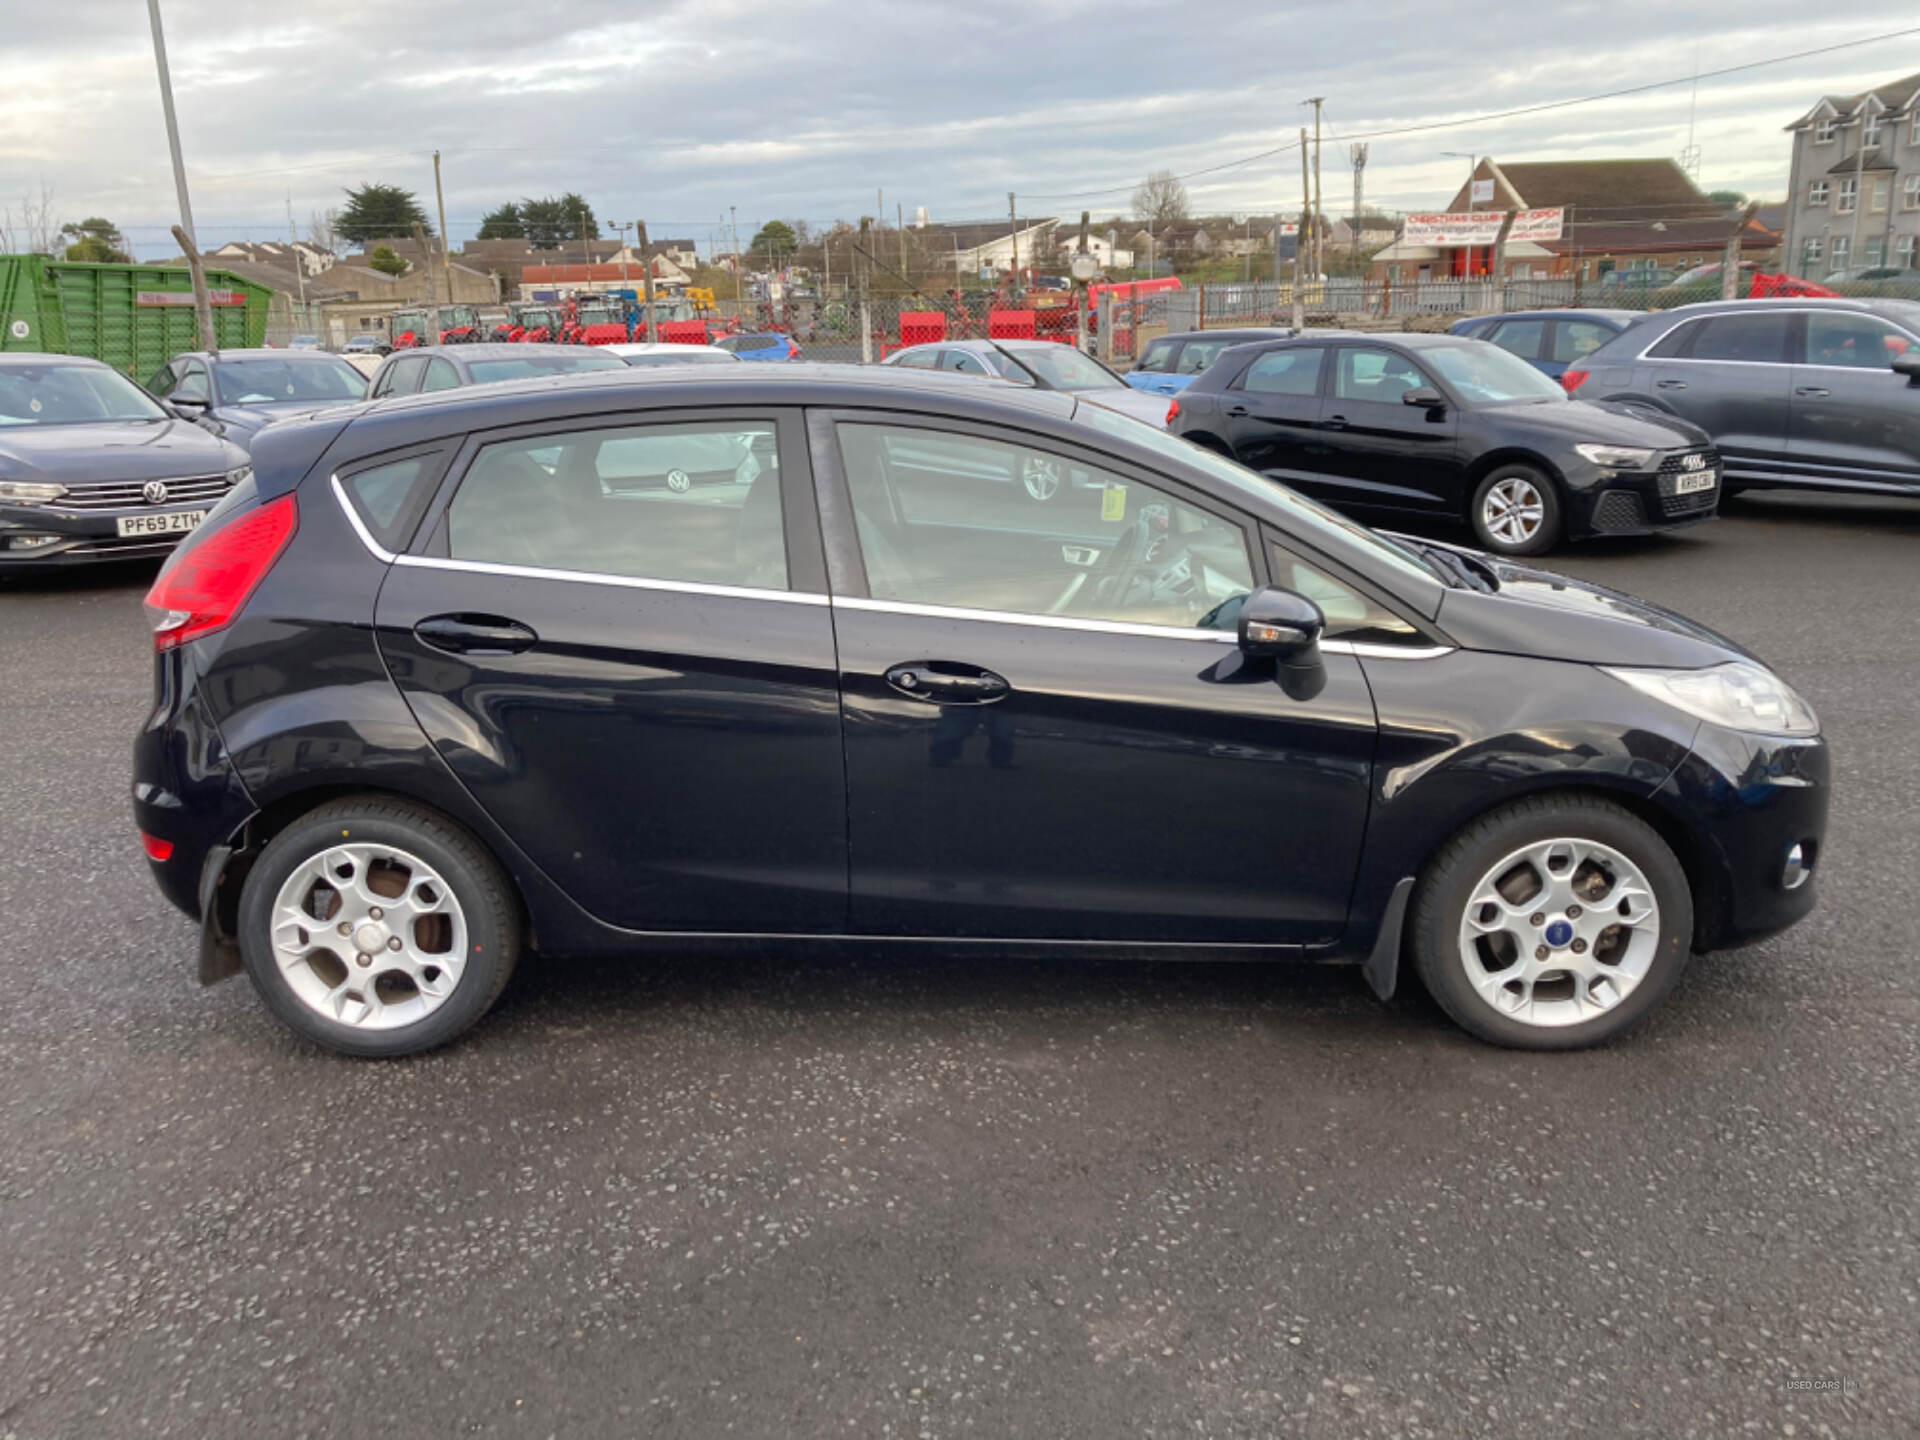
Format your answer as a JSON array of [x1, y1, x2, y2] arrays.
[[3, 1, 1916, 259]]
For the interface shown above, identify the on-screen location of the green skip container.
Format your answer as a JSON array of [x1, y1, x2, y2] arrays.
[[0, 253, 271, 378]]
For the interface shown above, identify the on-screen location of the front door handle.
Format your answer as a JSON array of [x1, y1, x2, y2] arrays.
[[1655, 379, 1688, 390], [413, 613, 539, 656], [1794, 386, 1830, 398], [884, 661, 1010, 705], [1321, 414, 1349, 430]]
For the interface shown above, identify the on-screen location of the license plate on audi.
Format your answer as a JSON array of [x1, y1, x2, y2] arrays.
[[1674, 470, 1716, 495], [116, 510, 206, 537]]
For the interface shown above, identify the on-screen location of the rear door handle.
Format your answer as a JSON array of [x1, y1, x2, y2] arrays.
[[1794, 386, 1830, 398], [1321, 414, 1349, 430], [1224, 403, 1250, 417], [413, 613, 539, 656], [1655, 379, 1688, 390], [884, 661, 1010, 705]]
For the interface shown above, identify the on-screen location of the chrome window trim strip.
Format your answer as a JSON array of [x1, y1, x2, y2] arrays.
[[393, 553, 829, 606], [330, 474, 398, 563], [1630, 308, 1920, 366]]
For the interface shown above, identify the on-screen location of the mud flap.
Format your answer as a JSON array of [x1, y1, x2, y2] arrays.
[[1362, 876, 1415, 1002], [196, 843, 244, 985]]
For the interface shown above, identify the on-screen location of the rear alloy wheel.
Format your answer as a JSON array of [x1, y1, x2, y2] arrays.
[[1021, 454, 1063, 503], [1470, 465, 1563, 555], [238, 799, 519, 1057], [1410, 795, 1692, 1049]]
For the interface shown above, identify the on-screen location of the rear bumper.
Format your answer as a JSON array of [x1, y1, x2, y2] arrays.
[[0, 500, 213, 569]]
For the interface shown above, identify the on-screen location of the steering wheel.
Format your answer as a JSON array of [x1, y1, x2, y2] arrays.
[[1065, 506, 1199, 620]]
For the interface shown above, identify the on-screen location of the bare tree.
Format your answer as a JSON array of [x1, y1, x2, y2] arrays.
[[1132, 170, 1189, 227], [3, 182, 59, 254], [307, 207, 341, 255]]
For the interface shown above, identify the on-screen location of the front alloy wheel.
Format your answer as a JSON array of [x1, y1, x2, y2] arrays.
[[1021, 455, 1063, 503], [1470, 465, 1563, 555], [1410, 795, 1692, 1049]]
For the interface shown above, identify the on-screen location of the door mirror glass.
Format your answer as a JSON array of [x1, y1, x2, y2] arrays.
[[1401, 387, 1445, 408], [1237, 585, 1324, 661], [1893, 353, 1920, 381]]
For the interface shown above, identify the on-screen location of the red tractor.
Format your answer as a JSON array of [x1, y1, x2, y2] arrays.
[[387, 304, 484, 347], [512, 306, 560, 343]]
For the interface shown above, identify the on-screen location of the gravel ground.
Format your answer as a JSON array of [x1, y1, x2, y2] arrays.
[[0, 490, 1915, 1438]]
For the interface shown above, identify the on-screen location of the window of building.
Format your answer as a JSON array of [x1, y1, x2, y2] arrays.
[[1897, 235, 1916, 269], [1871, 177, 1891, 213], [1830, 236, 1851, 273], [1912, 110, 1920, 145], [1866, 236, 1886, 268], [446, 421, 786, 590], [1808, 180, 1829, 206], [1836, 178, 1858, 214], [1905, 175, 1920, 211], [1814, 116, 1837, 143], [1863, 113, 1883, 147], [1802, 236, 1824, 274]]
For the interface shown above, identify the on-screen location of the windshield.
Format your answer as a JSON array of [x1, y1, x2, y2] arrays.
[[1004, 345, 1124, 390], [0, 363, 170, 426], [466, 351, 627, 384], [1425, 344, 1567, 404], [519, 310, 557, 330], [1071, 402, 1445, 589], [212, 358, 367, 405]]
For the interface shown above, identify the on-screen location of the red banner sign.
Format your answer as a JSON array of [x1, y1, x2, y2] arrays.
[[137, 290, 246, 307]]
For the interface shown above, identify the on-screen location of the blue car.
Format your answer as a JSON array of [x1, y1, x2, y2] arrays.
[[1449, 310, 1641, 383], [714, 332, 802, 362], [1126, 327, 1296, 395]]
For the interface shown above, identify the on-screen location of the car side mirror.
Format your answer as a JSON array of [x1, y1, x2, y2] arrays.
[[1401, 387, 1445, 409], [168, 395, 209, 415], [1237, 585, 1324, 664], [1893, 353, 1920, 385]]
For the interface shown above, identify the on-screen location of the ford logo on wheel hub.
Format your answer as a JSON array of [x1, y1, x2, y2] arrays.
[[1544, 919, 1575, 947]]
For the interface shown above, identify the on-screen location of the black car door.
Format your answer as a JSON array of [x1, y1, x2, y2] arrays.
[[814, 411, 1379, 945], [1639, 311, 1793, 476], [1308, 345, 1460, 512], [1219, 345, 1328, 482], [372, 408, 848, 933], [1786, 309, 1920, 489]]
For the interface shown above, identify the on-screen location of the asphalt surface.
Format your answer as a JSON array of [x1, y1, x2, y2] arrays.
[[2, 491, 1917, 1438]]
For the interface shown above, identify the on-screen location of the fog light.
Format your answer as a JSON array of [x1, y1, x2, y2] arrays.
[[8, 534, 59, 550], [1782, 842, 1811, 891]]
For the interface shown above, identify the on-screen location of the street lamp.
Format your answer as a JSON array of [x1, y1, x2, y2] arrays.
[[1442, 152, 1479, 210]]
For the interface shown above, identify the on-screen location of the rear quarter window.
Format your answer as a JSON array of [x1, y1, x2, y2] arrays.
[[338, 452, 446, 553]]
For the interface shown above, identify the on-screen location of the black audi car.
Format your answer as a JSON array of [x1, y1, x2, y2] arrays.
[[0, 354, 253, 568], [1172, 332, 1721, 555], [133, 366, 1825, 1058], [145, 348, 368, 452]]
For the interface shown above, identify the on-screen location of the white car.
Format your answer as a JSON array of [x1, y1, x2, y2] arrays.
[[601, 343, 743, 368]]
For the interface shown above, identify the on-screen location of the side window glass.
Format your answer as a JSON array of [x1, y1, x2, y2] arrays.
[[1646, 321, 1696, 359], [447, 422, 785, 590], [1803, 313, 1912, 368], [1269, 540, 1418, 644], [1136, 339, 1177, 373], [1174, 339, 1230, 375], [1488, 320, 1545, 361], [173, 365, 209, 402], [146, 362, 177, 395], [1689, 314, 1789, 363], [1242, 347, 1324, 396], [341, 454, 439, 552], [892, 348, 937, 370], [836, 423, 1253, 632], [420, 358, 461, 392], [943, 350, 991, 375], [1334, 347, 1429, 402], [1553, 321, 1613, 364]]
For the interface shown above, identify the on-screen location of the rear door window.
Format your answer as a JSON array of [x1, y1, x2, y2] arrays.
[[1553, 320, 1615, 363], [1240, 348, 1324, 396], [445, 420, 786, 590], [1802, 311, 1914, 368], [1682, 313, 1792, 363], [1135, 338, 1177, 373]]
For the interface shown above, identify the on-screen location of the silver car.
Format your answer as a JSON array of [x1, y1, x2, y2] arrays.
[[882, 339, 1178, 432]]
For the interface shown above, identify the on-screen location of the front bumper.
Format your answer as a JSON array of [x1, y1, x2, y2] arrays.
[[0, 499, 216, 568], [1659, 724, 1830, 950], [1568, 449, 1723, 539]]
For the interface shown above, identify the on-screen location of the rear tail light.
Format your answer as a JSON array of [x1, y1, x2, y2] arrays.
[[143, 492, 297, 652], [1561, 367, 1589, 394], [1165, 398, 1181, 425], [139, 832, 174, 861]]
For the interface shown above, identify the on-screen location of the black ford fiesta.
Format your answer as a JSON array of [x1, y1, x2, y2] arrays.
[[0, 354, 253, 567], [132, 366, 1826, 1056]]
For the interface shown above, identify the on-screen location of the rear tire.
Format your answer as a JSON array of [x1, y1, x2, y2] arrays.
[[1469, 464, 1563, 555], [1410, 795, 1692, 1050], [238, 798, 520, 1058]]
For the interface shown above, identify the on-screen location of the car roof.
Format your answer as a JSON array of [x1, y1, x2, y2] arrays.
[[1653, 296, 1900, 319], [0, 352, 110, 370], [602, 342, 728, 355], [1458, 309, 1637, 325], [176, 348, 356, 363], [1154, 327, 1296, 342]]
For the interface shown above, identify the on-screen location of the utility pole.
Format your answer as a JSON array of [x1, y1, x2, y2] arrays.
[[1075, 210, 1091, 353], [432, 150, 452, 304], [1849, 121, 1867, 272], [1294, 126, 1311, 329], [637, 220, 658, 340], [730, 205, 741, 304], [1721, 200, 1762, 301], [1007, 192, 1019, 282], [285, 191, 308, 332], [1349, 143, 1369, 272], [898, 202, 907, 281], [1272, 212, 1283, 294], [147, 0, 216, 352], [857, 217, 873, 365], [1308, 97, 1325, 281]]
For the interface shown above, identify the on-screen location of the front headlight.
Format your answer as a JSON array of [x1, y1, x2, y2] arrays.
[[0, 480, 68, 506], [1574, 443, 1657, 469], [1603, 661, 1819, 737], [224, 465, 252, 488]]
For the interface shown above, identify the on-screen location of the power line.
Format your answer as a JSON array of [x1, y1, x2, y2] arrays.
[[1022, 23, 1920, 201]]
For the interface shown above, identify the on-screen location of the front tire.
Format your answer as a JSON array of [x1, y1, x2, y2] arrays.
[[1409, 795, 1692, 1050], [237, 799, 520, 1057], [1469, 464, 1563, 555]]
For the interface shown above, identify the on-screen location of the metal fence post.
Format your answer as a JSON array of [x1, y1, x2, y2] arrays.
[[858, 217, 873, 365], [1099, 289, 1115, 364]]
